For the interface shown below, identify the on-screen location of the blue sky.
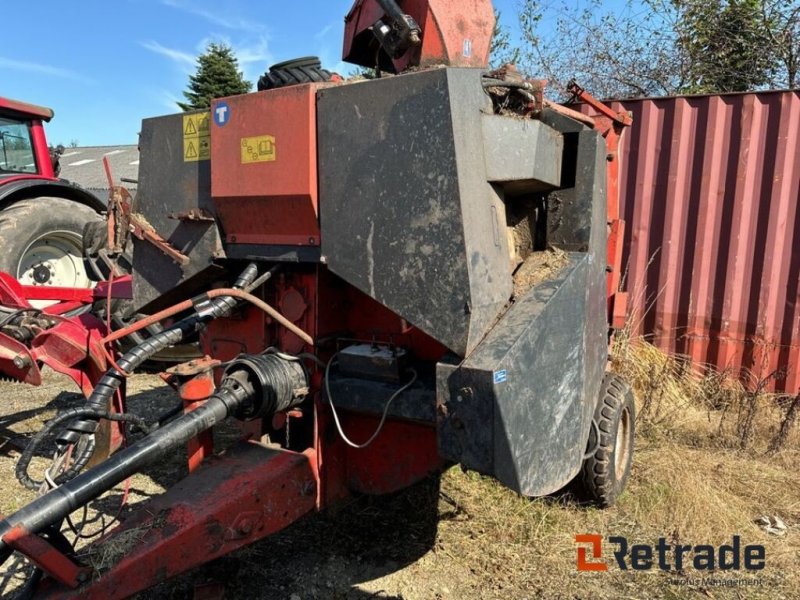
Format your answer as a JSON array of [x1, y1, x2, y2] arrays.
[[1, 0, 527, 146]]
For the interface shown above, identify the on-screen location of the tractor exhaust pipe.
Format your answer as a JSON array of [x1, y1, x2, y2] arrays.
[[0, 353, 308, 556]]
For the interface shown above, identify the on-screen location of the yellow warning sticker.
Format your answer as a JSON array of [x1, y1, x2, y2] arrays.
[[241, 135, 276, 164], [183, 112, 210, 162]]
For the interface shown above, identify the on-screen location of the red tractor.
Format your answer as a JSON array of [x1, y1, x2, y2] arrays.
[[0, 97, 103, 296]]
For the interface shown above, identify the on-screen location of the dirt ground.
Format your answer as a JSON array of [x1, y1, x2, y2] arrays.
[[0, 361, 797, 599]]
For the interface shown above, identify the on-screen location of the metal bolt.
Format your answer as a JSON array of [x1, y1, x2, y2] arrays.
[[12, 355, 31, 369]]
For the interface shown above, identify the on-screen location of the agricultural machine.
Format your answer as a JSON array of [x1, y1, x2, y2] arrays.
[[0, 0, 634, 596], [0, 97, 104, 299]]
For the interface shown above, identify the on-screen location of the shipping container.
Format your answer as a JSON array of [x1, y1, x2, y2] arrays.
[[592, 90, 800, 392]]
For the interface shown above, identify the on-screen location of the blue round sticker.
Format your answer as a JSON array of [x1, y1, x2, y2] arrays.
[[214, 101, 230, 127]]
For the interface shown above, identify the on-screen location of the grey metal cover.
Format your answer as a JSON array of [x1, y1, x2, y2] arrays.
[[132, 111, 224, 312], [436, 128, 609, 496], [317, 68, 563, 358]]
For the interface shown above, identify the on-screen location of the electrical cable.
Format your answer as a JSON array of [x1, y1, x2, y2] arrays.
[[0, 308, 40, 329], [323, 352, 417, 449], [244, 265, 280, 293]]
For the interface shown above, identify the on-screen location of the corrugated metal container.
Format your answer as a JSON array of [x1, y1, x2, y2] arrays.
[[594, 90, 800, 392]]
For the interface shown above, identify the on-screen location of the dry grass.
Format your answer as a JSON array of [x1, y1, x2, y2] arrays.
[[399, 336, 799, 599], [512, 247, 569, 298], [146, 336, 798, 599]]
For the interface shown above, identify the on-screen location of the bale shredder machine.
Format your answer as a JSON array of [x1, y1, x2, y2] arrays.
[[0, 0, 634, 596]]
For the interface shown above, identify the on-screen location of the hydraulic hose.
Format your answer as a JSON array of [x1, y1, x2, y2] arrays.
[[15, 264, 259, 489], [67, 263, 258, 438], [0, 373, 254, 556], [0, 350, 309, 557], [15, 407, 154, 491]]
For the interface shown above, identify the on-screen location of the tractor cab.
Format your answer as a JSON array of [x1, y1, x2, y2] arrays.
[[0, 96, 56, 179]]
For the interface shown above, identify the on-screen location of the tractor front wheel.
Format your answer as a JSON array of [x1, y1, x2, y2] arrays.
[[0, 198, 100, 305], [578, 373, 635, 507]]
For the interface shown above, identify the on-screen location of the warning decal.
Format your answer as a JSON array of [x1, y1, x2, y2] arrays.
[[183, 112, 210, 162], [241, 135, 276, 164]]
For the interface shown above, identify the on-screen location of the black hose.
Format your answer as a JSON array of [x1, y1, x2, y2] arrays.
[[0, 375, 253, 555], [375, 0, 407, 24], [15, 408, 154, 491], [65, 263, 258, 440], [14, 264, 259, 488]]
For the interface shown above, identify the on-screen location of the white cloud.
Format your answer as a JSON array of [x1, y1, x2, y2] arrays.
[[160, 0, 265, 33], [140, 41, 195, 69], [195, 34, 274, 82], [0, 57, 93, 83], [315, 22, 337, 41]]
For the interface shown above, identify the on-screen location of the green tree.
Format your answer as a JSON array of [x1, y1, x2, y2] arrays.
[[678, 0, 774, 92], [490, 10, 521, 67], [757, 0, 799, 88], [516, 0, 797, 99], [178, 43, 252, 111], [518, 0, 689, 98]]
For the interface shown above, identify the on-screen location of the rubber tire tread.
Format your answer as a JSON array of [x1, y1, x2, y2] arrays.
[[579, 373, 635, 508], [258, 57, 332, 91], [0, 197, 100, 279]]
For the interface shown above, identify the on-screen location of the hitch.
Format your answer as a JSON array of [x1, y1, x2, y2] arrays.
[[0, 353, 310, 589]]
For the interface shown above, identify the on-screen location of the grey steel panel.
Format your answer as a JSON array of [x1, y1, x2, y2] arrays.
[[436, 127, 608, 496], [318, 68, 517, 357], [482, 115, 563, 191], [132, 112, 224, 312]]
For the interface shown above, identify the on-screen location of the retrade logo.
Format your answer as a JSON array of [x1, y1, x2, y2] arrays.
[[575, 534, 607, 571], [575, 535, 766, 572]]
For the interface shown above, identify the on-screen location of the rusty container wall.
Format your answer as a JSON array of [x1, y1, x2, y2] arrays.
[[592, 90, 800, 391]]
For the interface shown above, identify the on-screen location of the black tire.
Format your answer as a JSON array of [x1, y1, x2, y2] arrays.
[[579, 373, 635, 507], [0, 527, 74, 599], [257, 56, 333, 91], [0, 198, 100, 289]]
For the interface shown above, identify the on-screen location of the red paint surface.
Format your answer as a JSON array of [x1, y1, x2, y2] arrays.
[[211, 86, 321, 246], [584, 90, 800, 391], [343, 0, 494, 71], [0, 96, 54, 121]]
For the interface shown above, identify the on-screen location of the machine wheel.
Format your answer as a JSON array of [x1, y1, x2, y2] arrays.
[[0, 527, 73, 599], [0, 198, 100, 305], [578, 373, 635, 507], [257, 56, 333, 91]]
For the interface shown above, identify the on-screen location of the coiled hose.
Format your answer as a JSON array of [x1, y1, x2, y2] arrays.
[[1, 369, 257, 556], [14, 264, 259, 490]]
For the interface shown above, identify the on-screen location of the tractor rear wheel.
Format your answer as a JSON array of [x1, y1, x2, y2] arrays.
[[0, 198, 99, 305], [578, 373, 635, 507]]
